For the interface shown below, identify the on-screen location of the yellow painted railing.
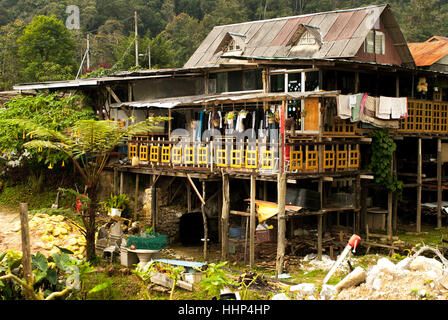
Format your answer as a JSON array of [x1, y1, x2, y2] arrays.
[[398, 99, 448, 134], [127, 140, 361, 174]]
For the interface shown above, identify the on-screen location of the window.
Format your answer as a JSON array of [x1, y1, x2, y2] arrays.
[[227, 39, 241, 52], [298, 31, 316, 45], [365, 30, 385, 55]]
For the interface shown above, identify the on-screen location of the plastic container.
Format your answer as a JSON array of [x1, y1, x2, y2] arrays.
[[229, 227, 244, 239], [256, 229, 276, 243]]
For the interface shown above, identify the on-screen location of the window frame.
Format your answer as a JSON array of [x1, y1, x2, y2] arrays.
[[364, 30, 385, 55]]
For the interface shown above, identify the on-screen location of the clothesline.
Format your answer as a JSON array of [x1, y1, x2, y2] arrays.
[[337, 94, 407, 129]]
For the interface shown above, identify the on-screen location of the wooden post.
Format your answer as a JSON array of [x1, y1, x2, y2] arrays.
[[317, 214, 323, 260], [187, 181, 192, 212], [19, 203, 33, 300], [355, 175, 361, 234], [317, 178, 323, 260], [134, 11, 139, 67], [361, 179, 368, 233], [113, 167, 118, 195], [119, 171, 124, 194], [387, 152, 394, 242], [151, 176, 157, 231], [275, 172, 287, 277], [437, 138, 442, 228], [249, 174, 256, 267], [393, 148, 398, 232], [134, 173, 139, 221], [221, 173, 230, 261], [417, 138, 422, 233], [201, 181, 208, 260]]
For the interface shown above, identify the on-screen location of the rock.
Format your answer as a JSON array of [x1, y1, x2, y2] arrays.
[[372, 277, 382, 291], [290, 283, 316, 298], [335, 267, 366, 292], [376, 257, 396, 275], [271, 293, 290, 300], [439, 273, 448, 290], [320, 284, 337, 300], [409, 256, 443, 278]]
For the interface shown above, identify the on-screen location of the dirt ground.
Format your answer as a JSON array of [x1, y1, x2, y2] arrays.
[[0, 207, 43, 254]]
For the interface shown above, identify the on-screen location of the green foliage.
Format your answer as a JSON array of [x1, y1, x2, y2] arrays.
[[199, 261, 238, 299], [369, 129, 403, 195], [0, 93, 95, 171], [17, 15, 76, 82], [99, 193, 130, 213], [0, 248, 98, 300], [1, 0, 447, 84]]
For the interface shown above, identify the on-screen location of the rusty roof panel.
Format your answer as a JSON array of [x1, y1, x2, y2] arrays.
[[185, 5, 402, 68], [338, 9, 368, 40], [269, 16, 313, 46], [409, 40, 448, 66], [316, 13, 340, 39], [323, 11, 355, 42]]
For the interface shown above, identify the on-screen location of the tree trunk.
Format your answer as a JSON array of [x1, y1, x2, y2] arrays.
[[85, 185, 98, 262]]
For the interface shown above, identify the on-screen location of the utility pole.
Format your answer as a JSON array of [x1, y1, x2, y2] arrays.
[[134, 11, 139, 67], [148, 42, 151, 69], [86, 33, 90, 70]]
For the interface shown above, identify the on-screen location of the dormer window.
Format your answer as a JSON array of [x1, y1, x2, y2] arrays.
[[216, 32, 246, 57], [365, 30, 385, 55], [298, 31, 316, 45], [227, 39, 242, 52]]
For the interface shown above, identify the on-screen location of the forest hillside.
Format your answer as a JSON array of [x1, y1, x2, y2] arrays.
[[0, 0, 445, 89]]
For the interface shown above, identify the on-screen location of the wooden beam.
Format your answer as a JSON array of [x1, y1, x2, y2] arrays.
[[275, 172, 287, 277], [151, 178, 157, 231], [19, 203, 33, 300], [221, 173, 230, 261], [134, 173, 139, 221], [249, 175, 256, 267], [186, 174, 205, 205], [437, 138, 443, 228], [105, 85, 122, 104], [417, 138, 422, 233], [317, 178, 323, 260], [150, 174, 161, 188], [186, 181, 192, 212], [201, 181, 208, 260]]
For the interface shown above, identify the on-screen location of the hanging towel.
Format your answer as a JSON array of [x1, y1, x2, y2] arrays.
[[350, 93, 363, 122], [217, 111, 223, 129], [196, 110, 204, 141], [360, 96, 399, 129], [377, 96, 394, 119], [337, 95, 351, 119], [392, 98, 408, 119]]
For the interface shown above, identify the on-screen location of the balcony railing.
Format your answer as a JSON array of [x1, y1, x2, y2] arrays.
[[397, 99, 448, 134], [126, 137, 361, 175]]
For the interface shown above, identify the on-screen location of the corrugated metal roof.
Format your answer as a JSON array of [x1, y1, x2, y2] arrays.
[[112, 90, 340, 109], [409, 37, 448, 67], [185, 4, 398, 68]]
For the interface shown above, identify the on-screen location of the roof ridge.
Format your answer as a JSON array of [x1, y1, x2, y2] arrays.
[[213, 4, 387, 28]]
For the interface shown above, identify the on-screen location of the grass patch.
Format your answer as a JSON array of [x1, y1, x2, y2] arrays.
[[0, 183, 71, 210]]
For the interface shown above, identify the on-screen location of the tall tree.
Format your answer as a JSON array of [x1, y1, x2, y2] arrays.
[[17, 15, 77, 82], [161, 13, 202, 67]]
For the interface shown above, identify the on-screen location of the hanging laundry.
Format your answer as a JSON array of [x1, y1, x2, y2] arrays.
[[360, 96, 399, 129], [377, 96, 395, 120], [391, 97, 408, 119], [350, 93, 364, 122], [196, 110, 205, 141], [236, 111, 248, 133], [337, 95, 351, 119]]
